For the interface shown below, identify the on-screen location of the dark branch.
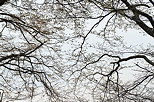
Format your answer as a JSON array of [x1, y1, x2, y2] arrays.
[[121, 0, 154, 38], [118, 55, 154, 66], [0, 0, 7, 6], [149, 0, 154, 6]]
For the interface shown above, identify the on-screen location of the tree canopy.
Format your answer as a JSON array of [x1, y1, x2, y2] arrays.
[[0, 0, 154, 101]]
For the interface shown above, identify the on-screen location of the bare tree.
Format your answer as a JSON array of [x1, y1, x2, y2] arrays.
[[56, 0, 154, 101], [0, 0, 154, 102]]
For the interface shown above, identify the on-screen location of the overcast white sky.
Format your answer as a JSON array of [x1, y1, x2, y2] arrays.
[[3, 0, 154, 102]]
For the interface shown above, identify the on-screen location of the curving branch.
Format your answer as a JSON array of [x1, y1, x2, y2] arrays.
[[149, 0, 154, 6], [118, 55, 154, 66], [120, 0, 154, 38]]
